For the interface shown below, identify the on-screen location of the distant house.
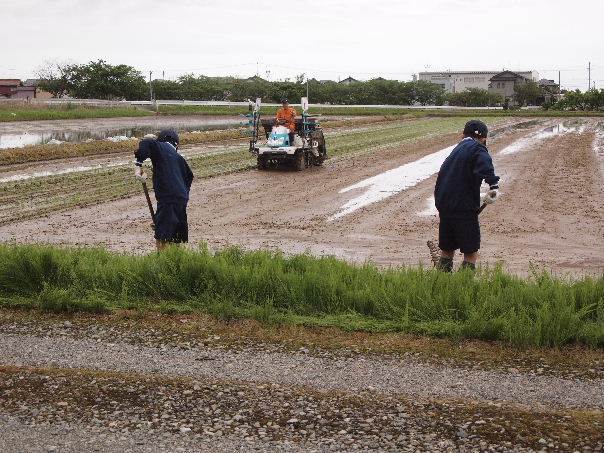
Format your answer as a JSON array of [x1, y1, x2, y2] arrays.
[[538, 79, 561, 104], [339, 76, 359, 85], [488, 71, 530, 104], [0, 79, 38, 99], [419, 70, 538, 93], [23, 78, 53, 99], [245, 75, 267, 83]]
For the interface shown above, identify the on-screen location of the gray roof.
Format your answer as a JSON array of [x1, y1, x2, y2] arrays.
[[539, 79, 558, 86], [490, 71, 529, 81]]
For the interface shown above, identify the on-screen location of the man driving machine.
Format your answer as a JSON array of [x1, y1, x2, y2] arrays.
[[274, 98, 297, 145]]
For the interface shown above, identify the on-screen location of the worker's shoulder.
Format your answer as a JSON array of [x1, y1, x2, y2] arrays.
[[139, 137, 158, 147], [459, 138, 487, 154]]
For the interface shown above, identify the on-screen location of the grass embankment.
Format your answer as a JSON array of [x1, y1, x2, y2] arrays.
[[0, 102, 152, 122], [2, 102, 602, 122], [158, 104, 604, 118], [1, 244, 602, 348], [0, 117, 472, 225]]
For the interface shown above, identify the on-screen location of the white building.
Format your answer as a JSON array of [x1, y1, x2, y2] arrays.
[[418, 70, 539, 93]]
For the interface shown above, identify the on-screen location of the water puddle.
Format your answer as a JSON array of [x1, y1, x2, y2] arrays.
[[594, 123, 604, 178], [499, 123, 584, 156], [418, 195, 437, 217], [0, 144, 242, 184], [329, 144, 456, 220], [0, 161, 129, 184], [0, 121, 240, 149]]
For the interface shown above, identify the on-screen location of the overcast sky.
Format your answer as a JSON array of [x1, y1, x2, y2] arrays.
[[2, 0, 602, 90]]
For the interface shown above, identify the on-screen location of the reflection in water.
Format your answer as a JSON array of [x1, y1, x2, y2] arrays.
[[0, 121, 240, 149], [0, 161, 128, 184], [499, 123, 584, 156], [329, 144, 456, 220]]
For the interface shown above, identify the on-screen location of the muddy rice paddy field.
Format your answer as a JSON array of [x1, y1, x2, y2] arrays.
[[1, 115, 603, 276], [1, 115, 603, 452]]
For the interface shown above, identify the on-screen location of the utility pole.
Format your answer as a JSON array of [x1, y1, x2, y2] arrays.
[[149, 71, 153, 102], [558, 70, 561, 91], [306, 77, 309, 100], [588, 62, 591, 91], [256, 62, 259, 77], [162, 70, 165, 80]]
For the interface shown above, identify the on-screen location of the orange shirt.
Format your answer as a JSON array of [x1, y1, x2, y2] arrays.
[[275, 106, 297, 132]]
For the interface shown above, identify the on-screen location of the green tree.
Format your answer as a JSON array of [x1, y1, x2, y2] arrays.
[[513, 80, 542, 106], [35, 61, 76, 98], [552, 88, 604, 111], [68, 60, 147, 100], [414, 80, 447, 105], [448, 88, 502, 107]]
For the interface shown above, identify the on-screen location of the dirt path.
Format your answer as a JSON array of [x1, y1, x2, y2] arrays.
[[1, 118, 602, 275], [0, 316, 601, 452]]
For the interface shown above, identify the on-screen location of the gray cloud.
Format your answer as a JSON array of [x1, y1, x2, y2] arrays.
[[1, 0, 602, 89]]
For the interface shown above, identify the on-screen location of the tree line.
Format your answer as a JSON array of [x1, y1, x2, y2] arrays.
[[37, 60, 604, 110]]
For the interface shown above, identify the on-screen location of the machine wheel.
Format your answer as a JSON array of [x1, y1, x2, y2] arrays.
[[313, 145, 327, 166], [257, 156, 268, 170], [294, 152, 305, 171], [310, 130, 327, 166]]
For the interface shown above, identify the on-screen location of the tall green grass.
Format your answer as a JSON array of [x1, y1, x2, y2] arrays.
[[0, 244, 602, 348]]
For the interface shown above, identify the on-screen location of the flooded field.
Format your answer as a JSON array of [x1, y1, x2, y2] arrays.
[[0, 115, 243, 149]]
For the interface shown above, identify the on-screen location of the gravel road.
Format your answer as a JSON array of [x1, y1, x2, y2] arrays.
[[1, 331, 602, 411], [0, 318, 602, 452]]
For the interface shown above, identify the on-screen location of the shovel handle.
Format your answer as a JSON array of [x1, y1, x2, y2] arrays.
[[141, 181, 156, 226]]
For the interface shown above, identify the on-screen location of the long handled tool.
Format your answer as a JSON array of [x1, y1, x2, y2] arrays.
[[141, 180, 156, 229]]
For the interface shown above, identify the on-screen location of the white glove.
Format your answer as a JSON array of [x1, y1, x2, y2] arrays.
[[134, 166, 147, 181], [482, 189, 499, 204]]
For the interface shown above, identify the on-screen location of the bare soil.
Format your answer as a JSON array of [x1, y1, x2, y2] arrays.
[[1, 119, 602, 276]]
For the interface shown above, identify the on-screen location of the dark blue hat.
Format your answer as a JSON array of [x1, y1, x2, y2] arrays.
[[463, 120, 488, 138], [157, 129, 179, 146]]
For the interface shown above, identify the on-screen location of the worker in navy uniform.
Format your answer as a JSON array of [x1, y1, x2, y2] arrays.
[[134, 129, 193, 250], [434, 120, 500, 271]]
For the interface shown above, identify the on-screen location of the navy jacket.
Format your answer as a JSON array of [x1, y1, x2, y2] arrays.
[[135, 139, 193, 204], [435, 137, 499, 217]]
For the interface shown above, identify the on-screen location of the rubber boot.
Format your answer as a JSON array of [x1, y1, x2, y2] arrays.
[[460, 261, 476, 271], [437, 257, 453, 272]]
